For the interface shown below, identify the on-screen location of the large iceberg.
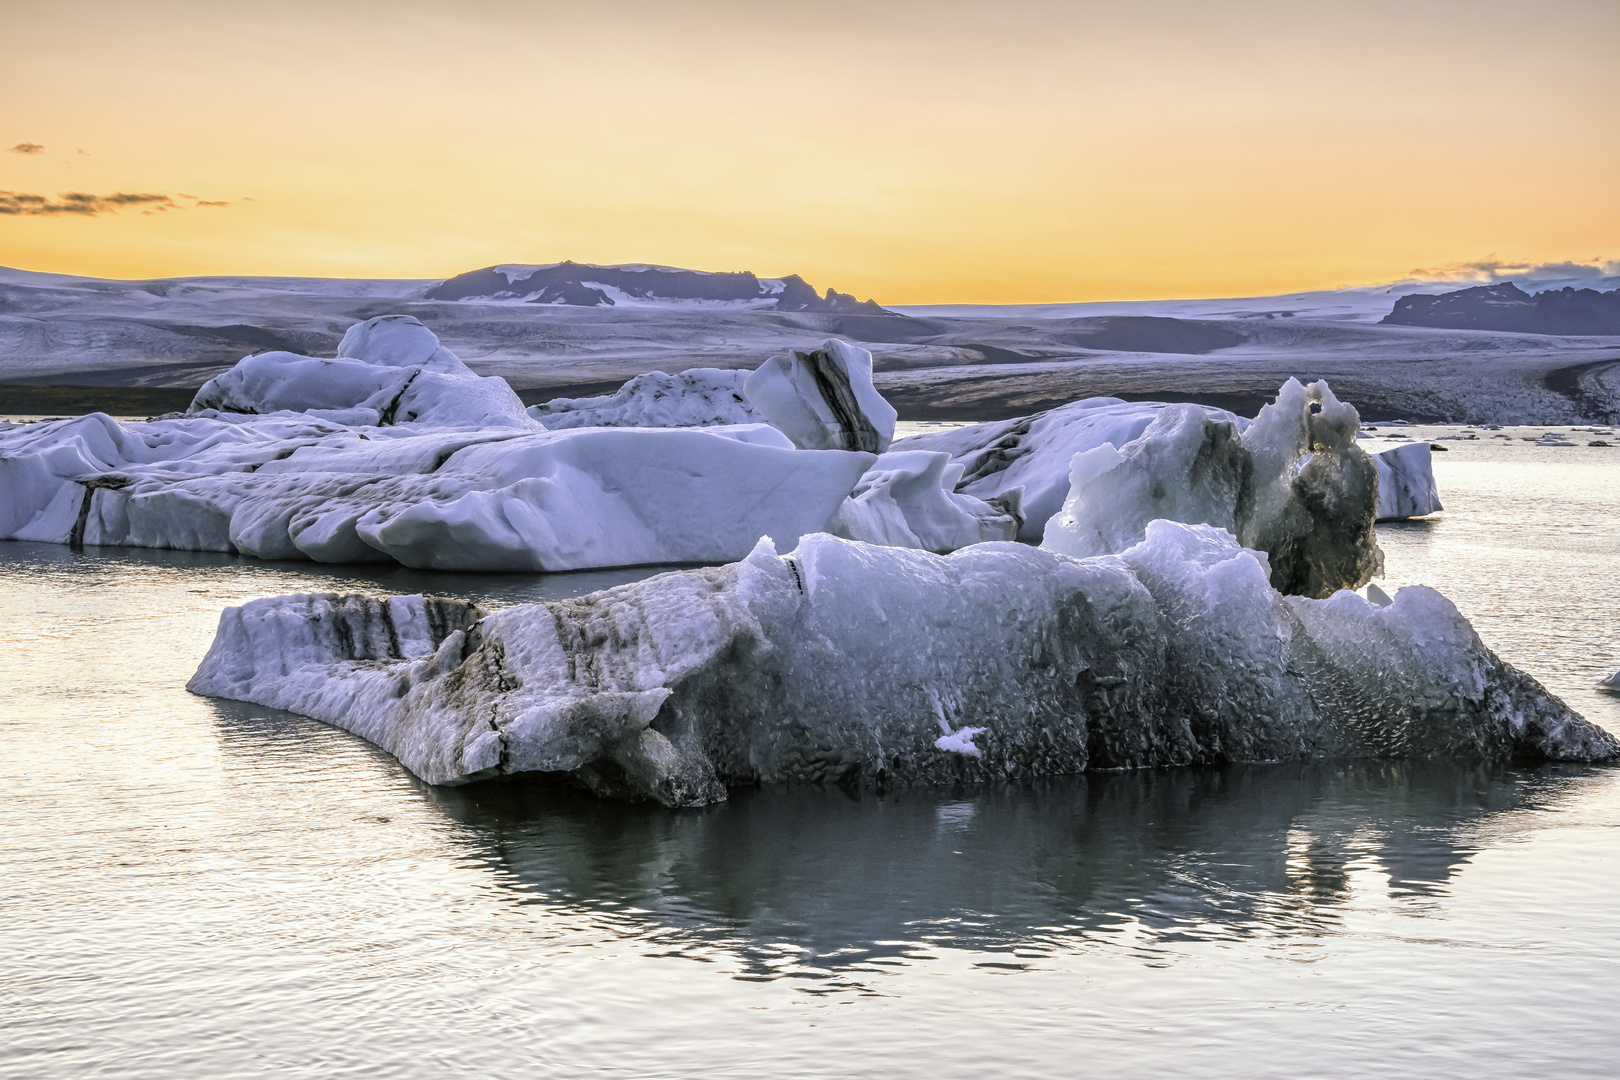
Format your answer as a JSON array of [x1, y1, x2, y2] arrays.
[[0, 412, 873, 570], [0, 324, 931, 570], [189, 523, 1617, 804]]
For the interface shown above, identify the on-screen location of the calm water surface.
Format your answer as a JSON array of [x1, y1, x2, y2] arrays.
[[3, 429, 1618, 1078]]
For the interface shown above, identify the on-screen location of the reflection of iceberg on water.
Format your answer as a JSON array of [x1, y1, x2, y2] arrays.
[[399, 761, 1594, 976]]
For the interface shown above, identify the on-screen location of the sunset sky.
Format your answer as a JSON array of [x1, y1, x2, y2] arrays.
[[3, 0, 1616, 303]]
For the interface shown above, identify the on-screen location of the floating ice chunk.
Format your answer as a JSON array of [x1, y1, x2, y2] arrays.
[[189, 316, 531, 428], [833, 450, 1019, 551], [892, 398, 1245, 541], [529, 369, 759, 429], [0, 411, 873, 570], [190, 524, 1617, 803], [1236, 379, 1383, 596], [1039, 404, 1248, 559], [1042, 380, 1383, 597], [1373, 442, 1443, 520], [744, 340, 897, 452], [189, 353, 533, 429], [1600, 670, 1620, 695]]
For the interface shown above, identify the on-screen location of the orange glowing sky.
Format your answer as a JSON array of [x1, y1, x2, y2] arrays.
[[2, 0, 1617, 303]]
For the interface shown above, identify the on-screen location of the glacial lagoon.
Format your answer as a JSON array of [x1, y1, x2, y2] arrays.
[[3, 429, 1618, 1078]]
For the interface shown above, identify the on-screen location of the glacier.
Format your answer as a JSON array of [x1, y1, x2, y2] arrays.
[[188, 524, 1618, 804]]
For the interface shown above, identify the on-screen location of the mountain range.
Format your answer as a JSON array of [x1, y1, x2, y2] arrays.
[[424, 262, 891, 314], [1382, 282, 1620, 335]]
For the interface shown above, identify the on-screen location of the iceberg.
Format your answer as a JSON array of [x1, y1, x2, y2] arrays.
[[0, 327, 1016, 569], [743, 340, 897, 452], [1043, 379, 1383, 598], [832, 449, 1020, 551], [891, 397, 1244, 540], [190, 315, 533, 429], [1373, 442, 1444, 520], [1600, 670, 1620, 694], [189, 523, 1617, 804], [1, 322, 917, 570], [892, 387, 1443, 537], [0, 413, 872, 570]]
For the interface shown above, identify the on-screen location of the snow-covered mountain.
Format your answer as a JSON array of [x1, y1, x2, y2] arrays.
[[424, 262, 891, 314]]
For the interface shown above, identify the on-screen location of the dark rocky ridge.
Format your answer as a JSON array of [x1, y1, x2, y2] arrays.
[[1383, 282, 1620, 335], [425, 262, 892, 315]]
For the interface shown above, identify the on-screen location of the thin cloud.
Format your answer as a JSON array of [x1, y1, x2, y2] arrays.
[[0, 190, 233, 216], [7, 142, 45, 155], [1395, 257, 1620, 287]]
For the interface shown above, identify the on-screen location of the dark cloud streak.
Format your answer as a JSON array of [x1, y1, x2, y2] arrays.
[[0, 190, 232, 216], [7, 142, 45, 155], [1399, 257, 1620, 285]]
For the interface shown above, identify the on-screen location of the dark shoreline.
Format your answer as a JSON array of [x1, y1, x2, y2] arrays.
[[0, 384, 201, 417]]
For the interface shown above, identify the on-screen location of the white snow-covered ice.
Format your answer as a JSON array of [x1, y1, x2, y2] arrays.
[[528, 368, 758, 429], [891, 397, 1243, 540], [0, 324, 1013, 570]]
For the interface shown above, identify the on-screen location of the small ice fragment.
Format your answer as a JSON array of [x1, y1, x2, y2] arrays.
[[1366, 583, 1394, 607]]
